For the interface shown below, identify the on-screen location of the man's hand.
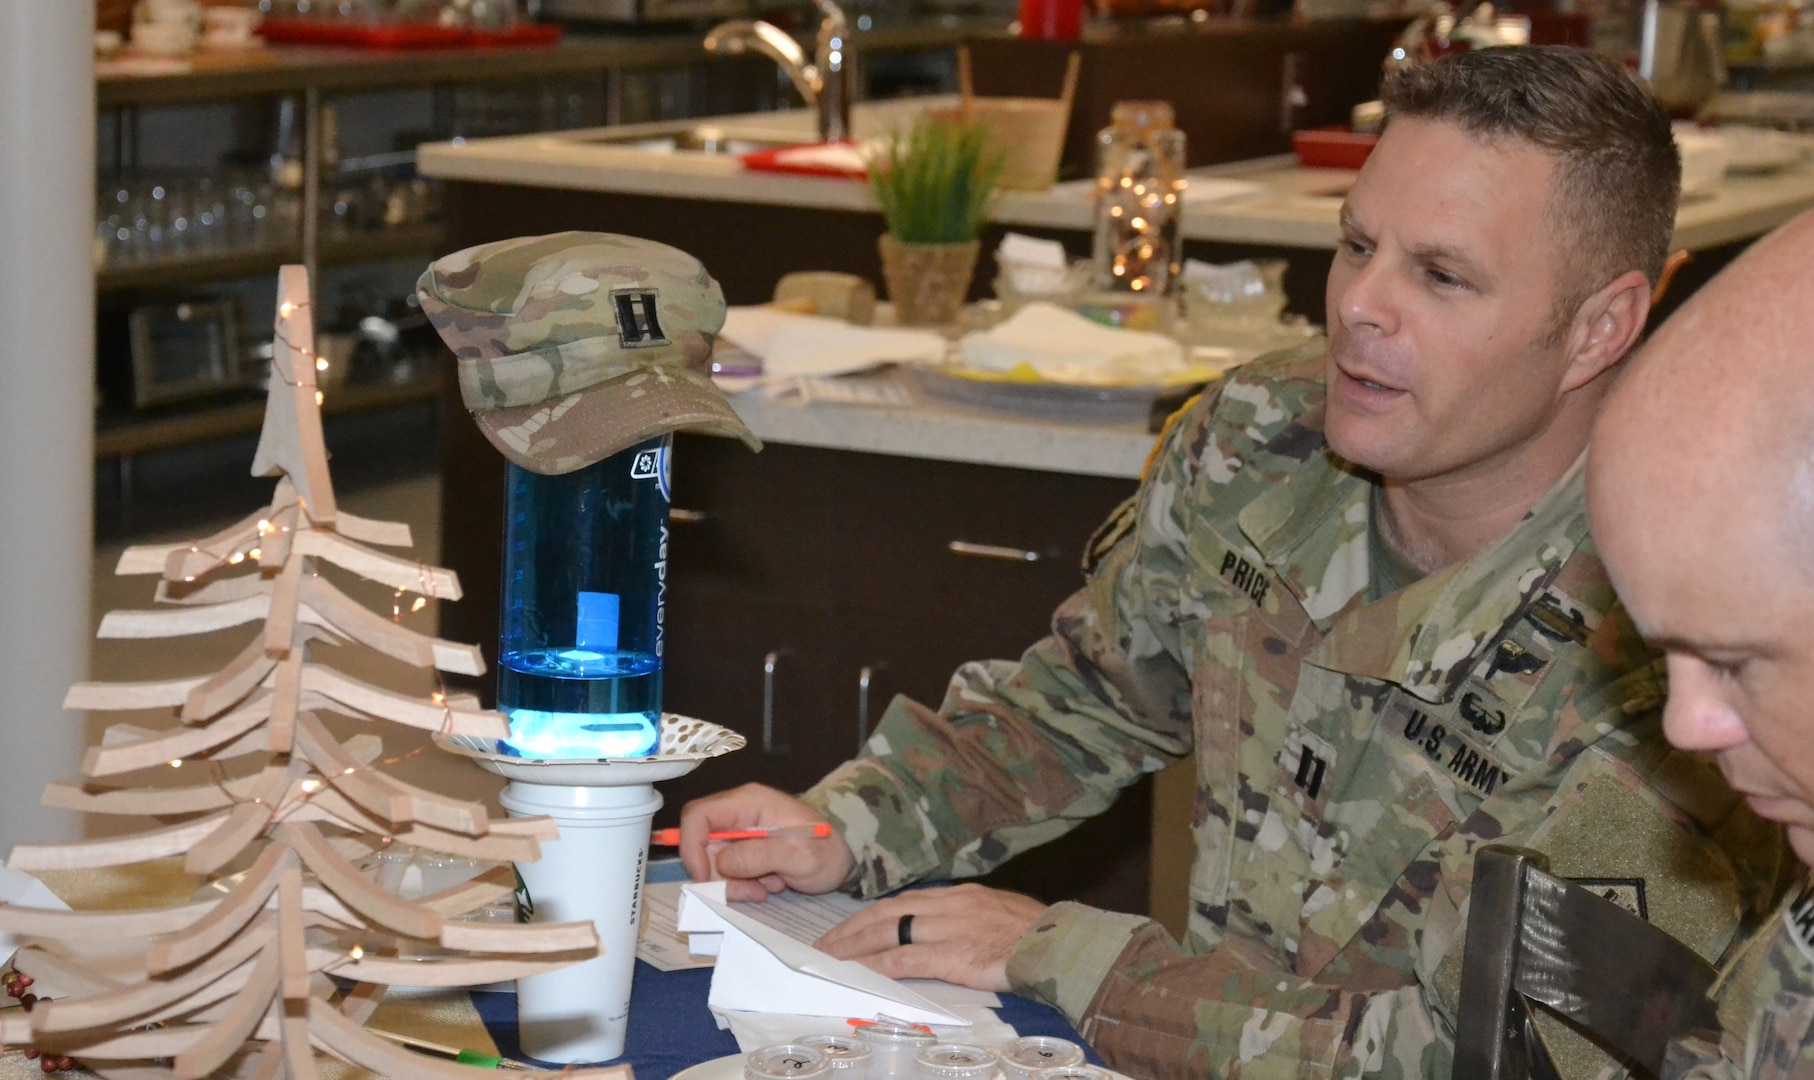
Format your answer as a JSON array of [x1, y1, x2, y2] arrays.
[[812, 884, 1050, 993], [678, 783, 857, 902]]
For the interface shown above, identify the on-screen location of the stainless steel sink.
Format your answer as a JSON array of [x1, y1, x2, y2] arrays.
[[561, 124, 804, 156]]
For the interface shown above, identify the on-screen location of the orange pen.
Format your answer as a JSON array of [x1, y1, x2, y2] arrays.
[[650, 822, 833, 846]]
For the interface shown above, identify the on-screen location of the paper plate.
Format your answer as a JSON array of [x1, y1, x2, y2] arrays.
[[904, 364, 1216, 421], [438, 714, 745, 785]]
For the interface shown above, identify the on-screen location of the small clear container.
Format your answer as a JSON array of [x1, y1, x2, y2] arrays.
[[1034, 1067, 1110, 1080], [800, 1034, 874, 1080], [1001, 1037, 1085, 1080], [855, 1023, 937, 1080], [912, 1043, 999, 1080], [746, 1045, 831, 1080]]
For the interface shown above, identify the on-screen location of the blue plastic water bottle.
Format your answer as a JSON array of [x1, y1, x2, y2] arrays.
[[496, 435, 671, 759]]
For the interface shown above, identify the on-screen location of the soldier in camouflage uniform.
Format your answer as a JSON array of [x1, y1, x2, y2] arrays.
[[681, 49, 1793, 1080], [1591, 209, 1814, 1079]]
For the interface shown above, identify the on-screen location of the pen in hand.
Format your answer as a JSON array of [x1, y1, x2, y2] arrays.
[[650, 822, 833, 846]]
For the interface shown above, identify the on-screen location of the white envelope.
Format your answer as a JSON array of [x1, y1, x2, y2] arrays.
[[676, 882, 966, 1028]]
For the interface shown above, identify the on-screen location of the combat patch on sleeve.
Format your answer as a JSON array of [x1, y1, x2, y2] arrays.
[[1082, 495, 1140, 576], [1784, 880, 1814, 966]]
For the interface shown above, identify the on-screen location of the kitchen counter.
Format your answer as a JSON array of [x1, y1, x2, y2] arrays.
[[418, 100, 1814, 253], [723, 370, 1161, 479]]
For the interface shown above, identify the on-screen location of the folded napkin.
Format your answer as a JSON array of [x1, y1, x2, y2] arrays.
[[958, 302, 1191, 385], [719, 307, 948, 385]]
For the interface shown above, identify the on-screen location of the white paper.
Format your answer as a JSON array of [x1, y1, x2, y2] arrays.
[[0, 866, 71, 969], [677, 882, 967, 1027], [720, 308, 948, 382], [638, 880, 715, 972], [769, 142, 875, 175]]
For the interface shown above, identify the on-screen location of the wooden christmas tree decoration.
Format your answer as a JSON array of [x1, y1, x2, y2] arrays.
[[0, 266, 631, 1080]]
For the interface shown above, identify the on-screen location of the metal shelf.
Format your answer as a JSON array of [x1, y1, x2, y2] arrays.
[[96, 223, 448, 292], [96, 38, 705, 108], [93, 28, 986, 108], [94, 377, 441, 461]]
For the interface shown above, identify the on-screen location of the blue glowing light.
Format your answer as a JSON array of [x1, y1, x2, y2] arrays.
[[501, 708, 661, 759]]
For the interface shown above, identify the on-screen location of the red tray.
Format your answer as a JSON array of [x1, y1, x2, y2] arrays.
[[741, 142, 867, 180], [1291, 127, 1379, 170], [260, 18, 561, 48]]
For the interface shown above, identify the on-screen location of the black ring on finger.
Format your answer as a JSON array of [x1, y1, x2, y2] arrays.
[[898, 914, 915, 947]]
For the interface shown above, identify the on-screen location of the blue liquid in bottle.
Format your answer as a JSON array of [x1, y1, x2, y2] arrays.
[[497, 435, 671, 759]]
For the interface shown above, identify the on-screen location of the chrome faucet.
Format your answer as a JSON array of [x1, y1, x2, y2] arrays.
[[705, 0, 853, 144]]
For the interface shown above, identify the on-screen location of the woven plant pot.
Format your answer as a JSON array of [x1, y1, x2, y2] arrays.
[[878, 234, 980, 327]]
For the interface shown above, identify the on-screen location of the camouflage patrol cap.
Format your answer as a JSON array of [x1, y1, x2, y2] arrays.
[[416, 231, 762, 475]]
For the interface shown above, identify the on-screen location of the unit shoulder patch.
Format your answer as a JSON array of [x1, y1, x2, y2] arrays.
[[1570, 877, 1649, 921]]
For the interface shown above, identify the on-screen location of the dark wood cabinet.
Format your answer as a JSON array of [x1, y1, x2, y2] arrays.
[[656, 435, 1149, 912]]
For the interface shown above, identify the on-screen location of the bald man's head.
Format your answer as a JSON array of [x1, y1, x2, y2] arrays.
[[1589, 207, 1814, 865], [1599, 209, 1814, 569]]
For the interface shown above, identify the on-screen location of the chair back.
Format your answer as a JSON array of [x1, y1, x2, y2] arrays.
[[1453, 846, 1723, 1080]]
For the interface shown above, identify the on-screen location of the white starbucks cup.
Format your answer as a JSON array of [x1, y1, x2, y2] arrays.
[[500, 780, 663, 1064]]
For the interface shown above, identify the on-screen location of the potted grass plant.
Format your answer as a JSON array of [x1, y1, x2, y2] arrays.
[[869, 114, 1006, 326]]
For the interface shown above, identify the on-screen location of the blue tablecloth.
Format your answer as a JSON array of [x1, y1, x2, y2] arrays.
[[474, 862, 1101, 1078], [474, 957, 1102, 1078]]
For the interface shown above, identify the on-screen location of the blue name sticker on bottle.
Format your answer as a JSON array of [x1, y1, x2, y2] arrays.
[[575, 590, 621, 654]]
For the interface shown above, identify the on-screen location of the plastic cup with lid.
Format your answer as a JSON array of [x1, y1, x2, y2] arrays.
[[1000, 1037, 1085, 1080], [913, 1043, 999, 1080], [799, 1034, 875, 1080], [1033, 1067, 1111, 1080], [854, 1022, 938, 1080], [746, 1044, 832, 1080]]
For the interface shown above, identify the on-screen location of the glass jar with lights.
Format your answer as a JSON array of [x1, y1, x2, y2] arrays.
[[1090, 101, 1187, 298]]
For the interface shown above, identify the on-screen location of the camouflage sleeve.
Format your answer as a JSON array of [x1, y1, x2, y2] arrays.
[[1008, 904, 1439, 1080], [798, 382, 1227, 894], [1664, 885, 1814, 1080]]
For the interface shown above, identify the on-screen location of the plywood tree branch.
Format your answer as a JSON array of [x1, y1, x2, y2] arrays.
[[1, 266, 618, 1079]]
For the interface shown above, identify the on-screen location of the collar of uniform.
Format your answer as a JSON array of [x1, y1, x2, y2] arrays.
[[1236, 412, 1372, 629], [1302, 456, 1591, 704]]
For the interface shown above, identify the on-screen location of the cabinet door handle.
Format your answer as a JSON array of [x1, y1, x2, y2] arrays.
[[762, 649, 794, 756], [857, 662, 888, 753], [948, 540, 1043, 563], [670, 507, 711, 524]]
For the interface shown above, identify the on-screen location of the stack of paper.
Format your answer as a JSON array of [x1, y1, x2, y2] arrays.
[[678, 882, 964, 1027], [673, 882, 1016, 1051]]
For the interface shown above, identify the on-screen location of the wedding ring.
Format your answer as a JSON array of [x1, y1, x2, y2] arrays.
[[897, 914, 915, 947]]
